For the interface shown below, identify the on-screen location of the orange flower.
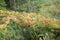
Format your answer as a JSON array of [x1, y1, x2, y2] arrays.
[[44, 19, 50, 23]]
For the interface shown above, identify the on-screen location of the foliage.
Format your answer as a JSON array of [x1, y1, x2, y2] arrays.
[[0, 0, 60, 18], [0, 10, 60, 40], [0, 0, 60, 40]]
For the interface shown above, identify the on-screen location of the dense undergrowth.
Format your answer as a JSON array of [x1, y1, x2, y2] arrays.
[[0, 0, 60, 40], [0, 10, 60, 40]]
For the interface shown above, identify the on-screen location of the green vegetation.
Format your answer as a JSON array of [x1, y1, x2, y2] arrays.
[[0, 0, 60, 40]]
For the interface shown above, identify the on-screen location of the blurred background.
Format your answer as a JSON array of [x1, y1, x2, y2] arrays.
[[0, 0, 60, 40]]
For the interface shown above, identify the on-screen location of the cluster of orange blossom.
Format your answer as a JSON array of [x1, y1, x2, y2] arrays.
[[0, 10, 59, 28]]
